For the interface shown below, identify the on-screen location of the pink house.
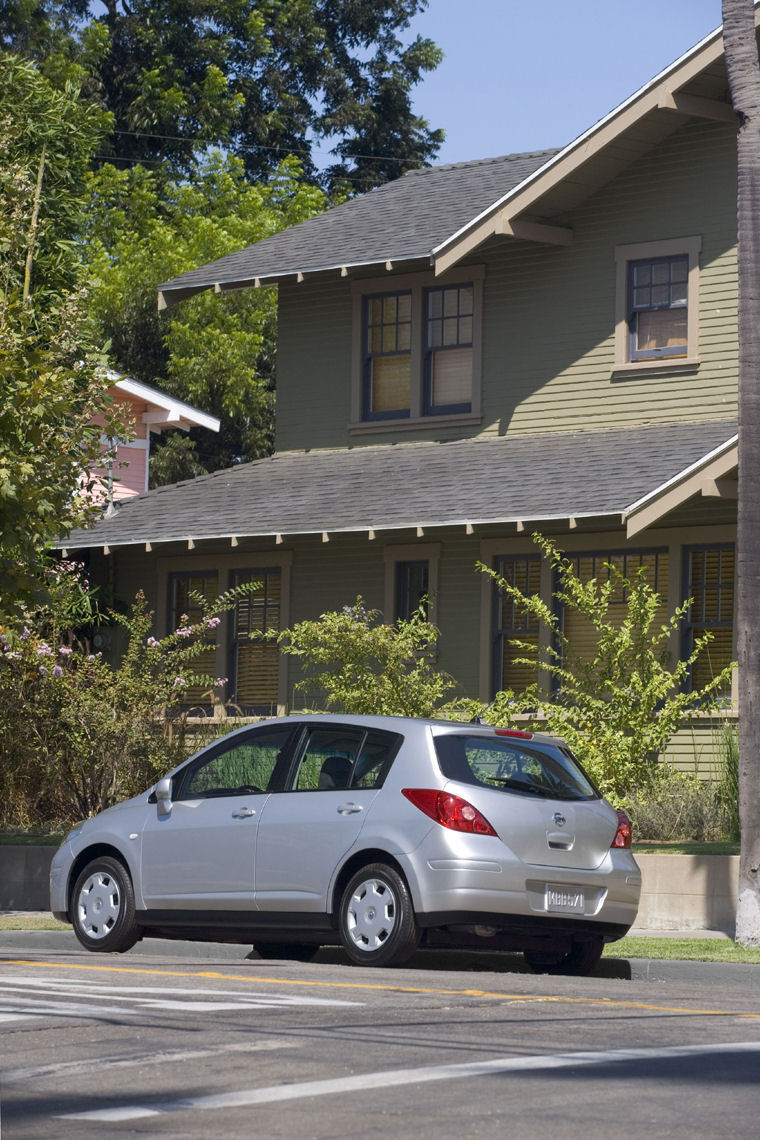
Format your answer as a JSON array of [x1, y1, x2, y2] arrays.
[[93, 372, 220, 504]]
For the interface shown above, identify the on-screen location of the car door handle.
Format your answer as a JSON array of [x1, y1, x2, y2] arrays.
[[337, 802, 363, 815], [231, 807, 256, 818]]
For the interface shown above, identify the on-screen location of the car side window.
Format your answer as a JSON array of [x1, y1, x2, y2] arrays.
[[292, 728, 364, 791], [352, 730, 402, 788], [176, 725, 294, 800]]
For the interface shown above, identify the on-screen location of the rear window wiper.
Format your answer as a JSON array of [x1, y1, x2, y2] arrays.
[[485, 776, 552, 797]]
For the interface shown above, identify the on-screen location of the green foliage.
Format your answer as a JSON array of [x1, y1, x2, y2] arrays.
[[716, 720, 740, 840], [0, 56, 118, 615], [624, 765, 731, 842], [276, 598, 456, 717], [84, 153, 328, 474], [1, 1, 444, 193], [477, 534, 735, 800], [0, 564, 257, 824]]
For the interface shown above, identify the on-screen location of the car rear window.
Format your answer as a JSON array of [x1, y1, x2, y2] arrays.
[[433, 733, 598, 801]]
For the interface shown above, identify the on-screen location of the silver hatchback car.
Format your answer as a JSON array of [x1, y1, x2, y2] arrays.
[[51, 714, 641, 975]]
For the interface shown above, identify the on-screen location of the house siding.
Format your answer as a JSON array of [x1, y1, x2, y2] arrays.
[[274, 119, 737, 453]]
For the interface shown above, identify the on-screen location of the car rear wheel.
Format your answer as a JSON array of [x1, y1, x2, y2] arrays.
[[338, 863, 420, 967], [71, 856, 140, 953], [252, 942, 320, 962], [523, 935, 604, 976]]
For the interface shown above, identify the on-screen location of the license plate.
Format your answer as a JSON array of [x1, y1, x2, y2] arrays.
[[545, 884, 585, 913]]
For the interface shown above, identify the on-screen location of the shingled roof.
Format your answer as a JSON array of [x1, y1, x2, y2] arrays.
[[62, 420, 737, 550], [157, 150, 560, 304]]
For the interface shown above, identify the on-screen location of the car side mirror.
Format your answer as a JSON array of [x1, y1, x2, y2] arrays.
[[155, 776, 173, 816]]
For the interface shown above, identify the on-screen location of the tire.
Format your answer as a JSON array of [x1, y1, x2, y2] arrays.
[[524, 936, 604, 977], [71, 856, 140, 953], [253, 942, 320, 962], [338, 863, 420, 968]]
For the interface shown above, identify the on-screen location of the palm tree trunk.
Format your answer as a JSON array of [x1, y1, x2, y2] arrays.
[[723, 0, 760, 946]]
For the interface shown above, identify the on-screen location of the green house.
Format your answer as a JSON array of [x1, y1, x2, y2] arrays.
[[63, 19, 742, 766]]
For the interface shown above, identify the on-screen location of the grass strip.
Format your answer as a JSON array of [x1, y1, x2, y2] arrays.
[[0, 915, 71, 931], [605, 936, 760, 964]]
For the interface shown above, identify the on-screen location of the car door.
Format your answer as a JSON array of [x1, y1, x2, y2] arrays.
[[254, 725, 400, 913], [140, 723, 296, 911]]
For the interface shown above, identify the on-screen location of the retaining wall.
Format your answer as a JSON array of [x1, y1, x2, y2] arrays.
[[0, 847, 741, 935]]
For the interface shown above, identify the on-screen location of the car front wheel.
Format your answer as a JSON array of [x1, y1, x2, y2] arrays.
[[71, 856, 140, 953], [338, 863, 420, 967]]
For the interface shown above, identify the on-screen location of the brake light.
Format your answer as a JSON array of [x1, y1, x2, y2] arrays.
[[402, 788, 497, 836], [612, 810, 632, 849], [494, 728, 534, 740]]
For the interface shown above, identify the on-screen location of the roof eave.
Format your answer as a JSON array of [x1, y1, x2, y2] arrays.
[[157, 254, 434, 309], [625, 436, 738, 538]]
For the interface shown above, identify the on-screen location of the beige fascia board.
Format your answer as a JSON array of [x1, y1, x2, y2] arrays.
[[432, 22, 736, 276], [625, 439, 738, 538], [61, 509, 628, 552]]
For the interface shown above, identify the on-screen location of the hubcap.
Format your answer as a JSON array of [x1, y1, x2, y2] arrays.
[[346, 877, 396, 952], [77, 871, 120, 940]]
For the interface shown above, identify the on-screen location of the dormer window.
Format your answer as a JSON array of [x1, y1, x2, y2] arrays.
[[353, 267, 483, 428]]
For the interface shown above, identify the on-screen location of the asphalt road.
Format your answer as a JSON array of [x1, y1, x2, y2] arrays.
[[2, 942, 759, 1139]]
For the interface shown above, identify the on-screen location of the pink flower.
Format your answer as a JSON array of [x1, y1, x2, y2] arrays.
[[59, 646, 73, 656], [173, 677, 187, 688], [53, 665, 63, 677], [205, 617, 221, 629], [39, 665, 47, 676]]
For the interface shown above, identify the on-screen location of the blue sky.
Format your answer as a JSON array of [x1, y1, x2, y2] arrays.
[[404, 1, 723, 166]]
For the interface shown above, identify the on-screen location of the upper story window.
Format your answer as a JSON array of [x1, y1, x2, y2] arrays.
[[614, 237, 700, 371], [424, 283, 474, 415], [628, 255, 688, 361], [353, 268, 483, 429], [364, 291, 413, 418]]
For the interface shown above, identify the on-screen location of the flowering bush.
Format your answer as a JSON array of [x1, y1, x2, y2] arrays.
[[0, 565, 255, 825]]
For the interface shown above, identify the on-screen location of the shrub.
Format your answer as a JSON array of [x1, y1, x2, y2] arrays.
[[477, 534, 735, 801], [0, 565, 255, 825], [624, 766, 729, 842], [276, 597, 457, 717]]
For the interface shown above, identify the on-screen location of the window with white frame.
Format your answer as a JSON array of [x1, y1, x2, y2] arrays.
[[614, 237, 700, 368], [354, 269, 483, 426]]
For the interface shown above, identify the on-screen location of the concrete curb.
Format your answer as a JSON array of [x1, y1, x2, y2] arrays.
[[2, 929, 758, 989]]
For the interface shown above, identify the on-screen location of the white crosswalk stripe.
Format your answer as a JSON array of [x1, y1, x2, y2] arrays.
[[0, 975, 362, 1026]]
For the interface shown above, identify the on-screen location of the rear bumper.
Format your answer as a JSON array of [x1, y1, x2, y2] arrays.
[[399, 835, 641, 938]]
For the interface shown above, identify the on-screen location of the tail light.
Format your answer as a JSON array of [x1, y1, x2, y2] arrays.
[[402, 788, 497, 836], [612, 810, 632, 849], [494, 728, 534, 740]]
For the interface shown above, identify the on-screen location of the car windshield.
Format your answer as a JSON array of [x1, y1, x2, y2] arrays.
[[433, 733, 598, 802]]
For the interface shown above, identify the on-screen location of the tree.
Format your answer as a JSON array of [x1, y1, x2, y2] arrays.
[[1, 1, 444, 193], [84, 153, 328, 475], [722, 0, 760, 946], [0, 56, 116, 617]]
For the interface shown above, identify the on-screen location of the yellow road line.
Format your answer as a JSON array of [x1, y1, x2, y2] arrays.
[[3, 957, 760, 1020]]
